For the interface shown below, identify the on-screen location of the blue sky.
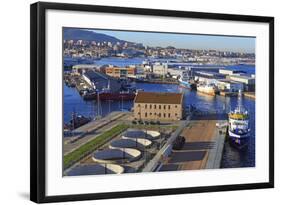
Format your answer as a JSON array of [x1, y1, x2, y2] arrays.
[[88, 29, 255, 53]]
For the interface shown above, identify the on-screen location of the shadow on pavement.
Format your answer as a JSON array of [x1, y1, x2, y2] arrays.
[[181, 141, 215, 150], [169, 151, 206, 163]]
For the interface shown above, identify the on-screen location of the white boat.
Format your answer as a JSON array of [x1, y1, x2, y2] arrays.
[[178, 72, 196, 89], [197, 83, 218, 96], [228, 90, 250, 149]]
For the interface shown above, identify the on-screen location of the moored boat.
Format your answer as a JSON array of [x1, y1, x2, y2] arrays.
[[197, 83, 218, 96], [228, 90, 250, 149], [82, 90, 136, 101], [65, 112, 91, 130], [178, 75, 196, 90]]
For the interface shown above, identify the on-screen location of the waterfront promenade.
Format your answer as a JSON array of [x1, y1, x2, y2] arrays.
[[64, 111, 129, 155], [159, 115, 227, 171]]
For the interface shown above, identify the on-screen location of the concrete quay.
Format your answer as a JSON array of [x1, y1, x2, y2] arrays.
[[158, 115, 227, 172], [243, 92, 255, 99]]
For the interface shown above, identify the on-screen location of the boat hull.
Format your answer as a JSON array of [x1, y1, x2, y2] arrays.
[[228, 130, 249, 149], [83, 92, 136, 101], [197, 88, 217, 96], [179, 80, 196, 90]]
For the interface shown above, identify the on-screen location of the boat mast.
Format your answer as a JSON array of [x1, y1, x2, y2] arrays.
[[96, 90, 102, 119], [237, 89, 243, 113], [107, 79, 110, 90], [71, 107, 76, 131], [121, 95, 124, 111]]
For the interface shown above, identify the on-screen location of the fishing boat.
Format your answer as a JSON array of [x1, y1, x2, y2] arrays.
[[197, 83, 219, 96], [178, 73, 196, 90], [228, 90, 250, 149], [82, 89, 136, 101]]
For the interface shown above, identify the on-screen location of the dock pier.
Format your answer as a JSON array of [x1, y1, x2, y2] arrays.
[[157, 113, 227, 171]]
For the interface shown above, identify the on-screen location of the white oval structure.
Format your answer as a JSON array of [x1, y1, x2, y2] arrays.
[[92, 148, 141, 164], [66, 164, 124, 176], [146, 130, 161, 139], [123, 129, 160, 140], [109, 138, 152, 150], [124, 129, 145, 138]]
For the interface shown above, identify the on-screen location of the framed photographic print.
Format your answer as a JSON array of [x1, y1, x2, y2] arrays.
[[30, 1, 274, 203]]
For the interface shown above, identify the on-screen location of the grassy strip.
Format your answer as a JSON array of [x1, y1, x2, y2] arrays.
[[64, 124, 128, 169]]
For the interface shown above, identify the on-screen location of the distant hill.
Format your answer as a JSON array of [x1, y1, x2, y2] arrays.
[[64, 28, 125, 43]]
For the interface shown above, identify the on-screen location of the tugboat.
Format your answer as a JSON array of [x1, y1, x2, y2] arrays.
[[228, 90, 250, 149]]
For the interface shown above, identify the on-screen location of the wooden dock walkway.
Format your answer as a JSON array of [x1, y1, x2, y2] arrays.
[[159, 118, 227, 171]]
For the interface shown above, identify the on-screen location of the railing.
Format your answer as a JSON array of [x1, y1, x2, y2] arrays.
[[142, 118, 190, 172]]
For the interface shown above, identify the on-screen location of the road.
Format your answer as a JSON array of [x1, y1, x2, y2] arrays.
[[63, 112, 130, 155]]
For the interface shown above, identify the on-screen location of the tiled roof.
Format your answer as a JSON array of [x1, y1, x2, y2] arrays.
[[134, 91, 183, 104]]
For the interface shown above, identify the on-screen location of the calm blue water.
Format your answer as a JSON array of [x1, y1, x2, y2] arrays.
[[64, 85, 133, 121], [63, 57, 255, 168]]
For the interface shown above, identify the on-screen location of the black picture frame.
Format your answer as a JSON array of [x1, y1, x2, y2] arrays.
[[30, 1, 274, 203]]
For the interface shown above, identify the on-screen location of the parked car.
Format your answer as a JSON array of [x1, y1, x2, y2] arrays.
[[172, 136, 186, 150]]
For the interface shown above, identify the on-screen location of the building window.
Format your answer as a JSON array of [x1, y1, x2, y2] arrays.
[[154, 105, 156, 109], [150, 104, 152, 109], [175, 105, 177, 108], [175, 113, 178, 116], [168, 113, 171, 117], [154, 113, 157, 115], [159, 105, 161, 109], [145, 104, 147, 109], [150, 113, 152, 115], [138, 112, 140, 115], [138, 104, 140, 107], [145, 113, 147, 117], [164, 113, 166, 118], [164, 105, 166, 109], [168, 105, 171, 109], [159, 113, 161, 117]]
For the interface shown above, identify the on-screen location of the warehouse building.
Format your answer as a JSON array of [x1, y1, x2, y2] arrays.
[[194, 71, 225, 85], [83, 70, 121, 92], [72, 64, 97, 74], [217, 79, 244, 92], [219, 69, 245, 75], [228, 75, 255, 91], [152, 62, 168, 76], [133, 92, 184, 121], [102, 65, 137, 78]]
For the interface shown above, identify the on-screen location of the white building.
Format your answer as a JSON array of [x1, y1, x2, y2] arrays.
[[228, 75, 255, 91], [152, 62, 168, 76], [219, 69, 243, 75], [72, 64, 97, 74], [167, 68, 188, 78], [217, 79, 244, 92], [229, 75, 255, 84], [194, 71, 225, 85], [135, 66, 146, 79]]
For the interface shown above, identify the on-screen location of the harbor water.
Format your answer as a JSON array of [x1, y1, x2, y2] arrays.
[[63, 57, 255, 168]]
